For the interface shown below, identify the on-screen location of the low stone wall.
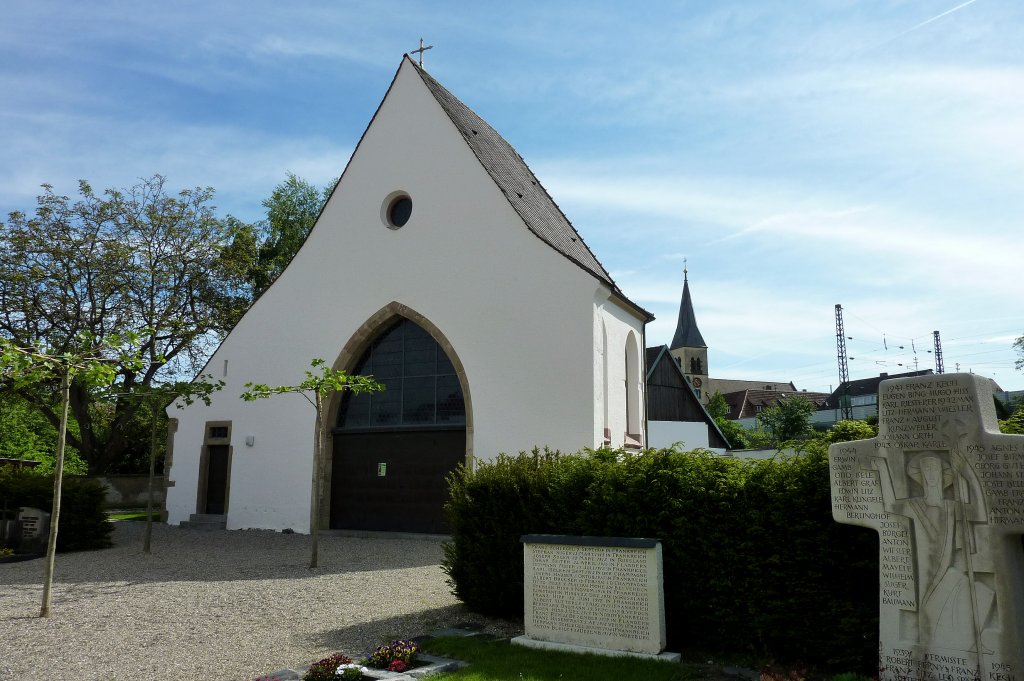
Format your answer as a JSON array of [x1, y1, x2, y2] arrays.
[[71, 475, 166, 509], [0, 458, 41, 469]]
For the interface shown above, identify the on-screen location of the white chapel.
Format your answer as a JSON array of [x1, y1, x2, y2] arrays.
[[164, 56, 652, 534]]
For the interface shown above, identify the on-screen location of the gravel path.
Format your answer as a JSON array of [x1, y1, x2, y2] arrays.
[[0, 523, 522, 681]]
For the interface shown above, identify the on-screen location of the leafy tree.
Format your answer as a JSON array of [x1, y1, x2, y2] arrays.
[[252, 173, 334, 295], [0, 394, 87, 473], [793, 419, 878, 459], [241, 359, 381, 568], [716, 418, 751, 449], [1015, 334, 1023, 371], [825, 419, 877, 444], [707, 390, 729, 419], [212, 215, 264, 308], [0, 176, 253, 473], [995, 396, 1012, 420], [1001, 406, 1024, 435], [756, 396, 816, 446], [704, 390, 750, 449], [1, 333, 142, 617]]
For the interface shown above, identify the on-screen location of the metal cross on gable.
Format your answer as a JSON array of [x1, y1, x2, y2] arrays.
[[410, 38, 433, 68]]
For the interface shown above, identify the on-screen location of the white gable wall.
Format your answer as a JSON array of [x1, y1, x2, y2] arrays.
[[647, 421, 725, 454], [594, 294, 647, 448], [165, 61, 643, 531]]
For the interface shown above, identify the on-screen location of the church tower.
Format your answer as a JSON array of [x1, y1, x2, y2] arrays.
[[669, 268, 709, 401]]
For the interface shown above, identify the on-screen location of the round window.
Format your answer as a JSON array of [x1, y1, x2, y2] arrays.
[[384, 194, 413, 229]]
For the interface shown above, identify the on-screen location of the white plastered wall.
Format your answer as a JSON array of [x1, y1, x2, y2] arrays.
[[166, 60, 639, 531], [594, 292, 647, 449], [647, 421, 726, 454]]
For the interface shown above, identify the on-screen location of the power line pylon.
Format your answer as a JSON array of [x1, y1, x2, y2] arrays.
[[835, 304, 852, 420], [933, 330, 944, 374]]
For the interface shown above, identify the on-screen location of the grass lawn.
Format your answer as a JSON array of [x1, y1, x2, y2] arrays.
[[419, 636, 694, 681], [106, 510, 157, 522]]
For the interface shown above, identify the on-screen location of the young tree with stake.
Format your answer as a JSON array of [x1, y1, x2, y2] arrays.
[[0, 334, 143, 618], [241, 359, 381, 568]]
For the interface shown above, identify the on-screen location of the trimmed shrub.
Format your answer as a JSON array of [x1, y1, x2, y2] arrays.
[[442, 446, 878, 672], [444, 447, 598, 616], [0, 467, 113, 552]]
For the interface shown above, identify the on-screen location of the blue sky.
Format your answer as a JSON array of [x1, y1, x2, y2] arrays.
[[2, 1, 1021, 394]]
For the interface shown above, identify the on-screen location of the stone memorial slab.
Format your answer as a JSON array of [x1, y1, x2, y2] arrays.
[[512, 534, 679, 661], [16, 506, 50, 554], [829, 373, 1024, 681]]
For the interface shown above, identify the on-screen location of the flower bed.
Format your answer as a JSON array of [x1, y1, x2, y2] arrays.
[[265, 638, 465, 681]]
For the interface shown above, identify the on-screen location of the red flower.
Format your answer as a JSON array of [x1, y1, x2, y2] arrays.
[[387, 660, 408, 672]]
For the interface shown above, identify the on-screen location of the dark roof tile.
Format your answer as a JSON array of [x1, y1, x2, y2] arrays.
[[411, 61, 618, 291]]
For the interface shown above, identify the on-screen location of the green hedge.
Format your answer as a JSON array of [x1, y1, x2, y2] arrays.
[[0, 467, 113, 552], [443, 446, 878, 672]]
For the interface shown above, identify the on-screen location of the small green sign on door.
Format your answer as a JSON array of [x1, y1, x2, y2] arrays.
[[377, 462, 387, 477]]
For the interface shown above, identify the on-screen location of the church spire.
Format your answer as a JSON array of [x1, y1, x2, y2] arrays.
[[670, 267, 707, 350]]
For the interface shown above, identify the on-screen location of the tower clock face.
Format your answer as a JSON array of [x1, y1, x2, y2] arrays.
[[693, 377, 703, 388]]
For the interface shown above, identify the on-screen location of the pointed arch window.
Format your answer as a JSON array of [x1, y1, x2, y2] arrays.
[[336, 318, 465, 431], [624, 332, 641, 447], [601, 320, 610, 444]]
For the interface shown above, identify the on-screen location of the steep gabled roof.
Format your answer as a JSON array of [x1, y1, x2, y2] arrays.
[[645, 346, 665, 374], [723, 388, 831, 420], [410, 58, 638, 306], [670, 272, 707, 350], [645, 344, 730, 449]]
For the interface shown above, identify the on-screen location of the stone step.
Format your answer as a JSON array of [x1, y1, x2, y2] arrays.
[[179, 513, 226, 531], [188, 513, 226, 523]]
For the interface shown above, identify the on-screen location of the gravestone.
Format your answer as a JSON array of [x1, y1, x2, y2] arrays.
[[16, 506, 51, 554], [830, 373, 1024, 681], [511, 534, 679, 661]]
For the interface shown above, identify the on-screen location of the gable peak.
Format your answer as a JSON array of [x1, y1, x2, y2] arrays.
[[403, 59, 625, 294]]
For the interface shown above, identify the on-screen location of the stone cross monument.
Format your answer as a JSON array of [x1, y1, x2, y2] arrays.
[[830, 373, 1024, 681]]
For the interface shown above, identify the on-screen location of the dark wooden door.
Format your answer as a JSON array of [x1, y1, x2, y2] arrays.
[[331, 430, 465, 533], [205, 445, 229, 515]]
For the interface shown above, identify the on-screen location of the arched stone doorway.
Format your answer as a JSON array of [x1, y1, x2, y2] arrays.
[[327, 306, 471, 533]]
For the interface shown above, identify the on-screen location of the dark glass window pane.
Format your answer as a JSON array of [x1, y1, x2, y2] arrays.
[[374, 322, 403, 355], [351, 353, 371, 376], [403, 376, 436, 425], [339, 392, 370, 428], [337, 317, 466, 430], [370, 389, 401, 426], [436, 351, 455, 376], [373, 345, 403, 378], [404, 339, 435, 377], [436, 375, 466, 425], [403, 322, 430, 341]]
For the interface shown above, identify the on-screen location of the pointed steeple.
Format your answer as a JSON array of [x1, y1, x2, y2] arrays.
[[670, 267, 707, 350]]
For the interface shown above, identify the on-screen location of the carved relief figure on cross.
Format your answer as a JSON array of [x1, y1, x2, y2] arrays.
[[874, 448, 994, 652]]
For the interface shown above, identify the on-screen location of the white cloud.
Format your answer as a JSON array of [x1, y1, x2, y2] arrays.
[[0, 112, 351, 220]]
